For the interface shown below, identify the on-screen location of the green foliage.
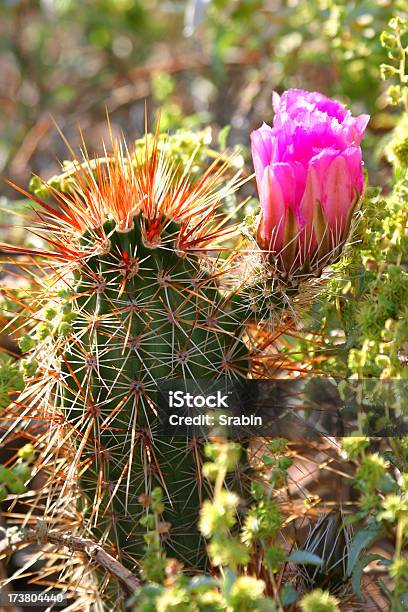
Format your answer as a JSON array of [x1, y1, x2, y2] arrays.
[[354, 453, 390, 493], [349, 552, 388, 600], [139, 488, 167, 584], [241, 498, 281, 546], [341, 436, 369, 460], [130, 441, 366, 610], [296, 19, 408, 605], [130, 442, 281, 611], [228, 576, 276, 612], [380, 16, 408, 109], [0, 355, 24, 413], [0, 444, 35, 502], [206, 0, 399, 115], [300, 13, 408, 381], [200, 442, 250, 570], [200, 491, 241, 539], [287, 550, 324, 567], [299, 589, 340, 612], [260, 440, 293, 489], [340, 437, 408, 608]]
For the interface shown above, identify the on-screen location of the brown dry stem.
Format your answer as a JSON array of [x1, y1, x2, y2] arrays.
[[0, 523, 140, 594]]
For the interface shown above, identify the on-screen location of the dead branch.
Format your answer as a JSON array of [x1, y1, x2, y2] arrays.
[[0, 523, 140, 594]]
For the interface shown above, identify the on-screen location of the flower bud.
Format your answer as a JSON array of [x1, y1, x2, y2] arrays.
[[251, 89, 369, 282]]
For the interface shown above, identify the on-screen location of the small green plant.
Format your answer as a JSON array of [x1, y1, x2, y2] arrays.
[[130, 440, 366, 611], [130, 441, 276, 611], [0, 443, 35, 502], [0, 355, 24, 413], [298, 14, 408, 382], [299, 588, 340, 612], [380, 16, 408, 110], [342, 437, 408, 610]]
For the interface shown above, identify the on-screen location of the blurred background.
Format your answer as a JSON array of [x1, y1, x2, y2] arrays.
[[0, 0, 403, 198]]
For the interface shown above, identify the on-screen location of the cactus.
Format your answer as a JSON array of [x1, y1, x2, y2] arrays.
[[4, 129, 260, 581]]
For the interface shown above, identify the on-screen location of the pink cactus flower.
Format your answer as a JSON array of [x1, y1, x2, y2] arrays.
[[251, 89, 369, 277]]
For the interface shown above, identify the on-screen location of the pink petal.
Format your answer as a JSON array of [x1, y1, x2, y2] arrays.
[[321, 154, 353, 239], [251, 123, 275, 191], [354, 114, 370, 140], [272, 91, 281, 114], [298, 163, 323, 254], [259, 166, 287, 251], [271, 163, 296, 209], [343, 146, 363, 192], [299, 164, 322, 229]]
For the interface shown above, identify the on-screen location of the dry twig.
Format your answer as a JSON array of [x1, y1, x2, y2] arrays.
[[0, 523, 140, 594]]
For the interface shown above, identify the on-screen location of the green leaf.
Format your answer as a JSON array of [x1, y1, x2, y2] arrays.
[[263, 456, 275, 465], [7, 476, 26, 495], [287, 550, 324, 566], [351, 553, 388, 600], [281, 583, 298, 606], [189, 576, 219, 592], [346, 521, 384, 577], [0, 466, 16, 487], [251, 482, 265, 500], [222, 568, 237, 598], [12, 464, 31, 483], [218, 125, 231, 150]]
